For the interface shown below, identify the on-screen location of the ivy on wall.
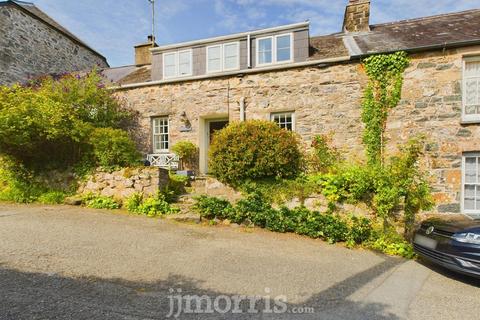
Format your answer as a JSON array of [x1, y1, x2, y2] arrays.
[[361, 51, 410, 166]]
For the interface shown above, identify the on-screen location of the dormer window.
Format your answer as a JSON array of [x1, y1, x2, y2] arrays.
[[163, 49, 192, 79], [207, 42, 240, 73], [256, 33, 293, 66]]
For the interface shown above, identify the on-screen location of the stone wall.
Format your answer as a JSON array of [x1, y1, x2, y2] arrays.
[[78, 167, 169, 200], [0, 5, 108, 86], [115, 45, 480, 216]]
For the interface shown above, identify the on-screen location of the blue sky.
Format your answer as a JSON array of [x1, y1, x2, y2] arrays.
[[31, 0, 480, 67]]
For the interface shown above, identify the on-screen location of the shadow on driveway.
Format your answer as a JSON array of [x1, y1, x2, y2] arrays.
[[0, 257, 402, 320]]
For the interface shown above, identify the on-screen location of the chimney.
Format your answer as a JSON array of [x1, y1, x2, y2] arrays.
[[134, 35, 157, 66], [343, 0, 371, 33]]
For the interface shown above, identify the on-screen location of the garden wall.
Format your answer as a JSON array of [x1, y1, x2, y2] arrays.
[[78, 167, 169, 199]]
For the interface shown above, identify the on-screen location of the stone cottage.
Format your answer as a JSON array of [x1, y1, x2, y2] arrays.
[[103, 0, 480, 218], [0, 0, 108, 85]]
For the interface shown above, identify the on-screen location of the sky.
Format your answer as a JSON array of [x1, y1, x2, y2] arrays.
[[29, 0, 480, 67]]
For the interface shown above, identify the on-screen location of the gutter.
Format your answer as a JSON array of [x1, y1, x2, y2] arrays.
[[109, 56, 351, 90]]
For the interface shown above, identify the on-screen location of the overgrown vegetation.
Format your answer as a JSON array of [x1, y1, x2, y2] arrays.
[[0, 71, 140, 202], [361, 51, 409, 166], [193, 195, 415, 258], [209, 120, 303, 186]]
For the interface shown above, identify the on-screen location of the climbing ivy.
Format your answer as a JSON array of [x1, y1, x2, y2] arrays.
[[361, 52, 409, 166]]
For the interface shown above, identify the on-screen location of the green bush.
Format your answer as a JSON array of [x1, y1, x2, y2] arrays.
[[84, 194, 120, 210], [208, 120, 303, 186], [172, 141, 197, 169], [193, 195, 234, 220], [0, 71, 135, 172], [367, 226, 416, 258], [90, 128, 140, 169], [37, 191, 68, 204], [125, 193, 179, 217]]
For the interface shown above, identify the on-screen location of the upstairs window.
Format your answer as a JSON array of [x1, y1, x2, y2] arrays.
[[207, 42, 239, 73], [256, 33, 293, 66], [152, 117, 169, 153], [463, 57, 480, 122], [163, 50, 192, 79], [271, 112, 295, 131]]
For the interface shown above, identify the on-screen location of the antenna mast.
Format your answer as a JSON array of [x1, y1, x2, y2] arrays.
[[149, 0, 155, 47]]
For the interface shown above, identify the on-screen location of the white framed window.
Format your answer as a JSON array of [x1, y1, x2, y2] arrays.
[[206, 42, 239, 73], [162, 50, 192, 79], [224, 42, 239, 70], [152, 117, 169, 153], [463, 57, 480, 122], [256, 33, 293, 66], [257, 37, 273, 65], [462, 153, 480, 215], [271, 112, 295, 131]]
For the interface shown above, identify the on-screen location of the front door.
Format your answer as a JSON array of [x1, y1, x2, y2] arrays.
[[205, 119, 229, 172]]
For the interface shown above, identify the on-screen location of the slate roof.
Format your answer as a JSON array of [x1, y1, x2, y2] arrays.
[[101, 65, 152, 86], [310, 9, 480, 59], [107, 8, 480, 86], [1, 0, 107, 62]]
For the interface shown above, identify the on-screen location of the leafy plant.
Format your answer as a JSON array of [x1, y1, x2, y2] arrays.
[[172, 141, 197, 170], [361, 51, 409, 166], [90, 127, 141, 169], [208, 120, 303, 186], [37, 191, 68, 204], [126, 192, 179, 217], [193, 195, 234, 220], [84, 194, 120, 210], [309, 134, 341, 173]]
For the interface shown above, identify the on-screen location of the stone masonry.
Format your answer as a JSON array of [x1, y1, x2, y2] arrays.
[[0, 3, 108, 85], [78, 167, 169, 200], [114, 45, 480, 215]]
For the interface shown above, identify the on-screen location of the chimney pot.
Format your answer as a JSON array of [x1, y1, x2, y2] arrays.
[[343, 0, 370, 33], [134, 36, 157, 66]]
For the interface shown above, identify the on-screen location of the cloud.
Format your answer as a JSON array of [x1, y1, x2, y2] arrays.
[[29, 0, 480, 66]]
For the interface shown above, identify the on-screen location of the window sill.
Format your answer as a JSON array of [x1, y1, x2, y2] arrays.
[[460, 119, 480, 125]]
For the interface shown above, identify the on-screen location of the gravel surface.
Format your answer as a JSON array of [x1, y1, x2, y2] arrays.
[[0, 204, 478, 319]]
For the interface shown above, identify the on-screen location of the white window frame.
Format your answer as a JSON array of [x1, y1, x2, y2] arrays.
[[152, 116, 170, 153], [162, 49, 192, 79], [270, 112, 295, 131], [256, 33, 293, 67], [461, 153, 480, 216], [462, 56, 480, 123], [206, 42, 240, 74]]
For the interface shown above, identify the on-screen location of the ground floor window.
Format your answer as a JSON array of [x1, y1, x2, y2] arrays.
[[271, 112, 295, 131], [463, 153, 480, 214], [152, 117, 169, 153]]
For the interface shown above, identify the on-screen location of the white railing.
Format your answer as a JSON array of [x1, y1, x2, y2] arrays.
[[147, 153, 180, 170]]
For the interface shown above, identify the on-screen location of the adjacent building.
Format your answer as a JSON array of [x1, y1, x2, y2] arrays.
[[104, 0, 480, 218], [0, 0, 108, 85]]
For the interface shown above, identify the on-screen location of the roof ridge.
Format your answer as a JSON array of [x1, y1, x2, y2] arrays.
[[371, 8, 480, 28]]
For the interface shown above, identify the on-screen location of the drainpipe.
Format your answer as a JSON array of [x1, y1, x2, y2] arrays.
[[247, 34, 252, 68], [240, 97, 246, 121]]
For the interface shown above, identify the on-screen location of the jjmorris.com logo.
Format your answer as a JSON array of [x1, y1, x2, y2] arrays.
[[166, 288, 315, 318]]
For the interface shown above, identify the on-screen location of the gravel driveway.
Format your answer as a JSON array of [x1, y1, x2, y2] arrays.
[[0, 204, 478, 319]]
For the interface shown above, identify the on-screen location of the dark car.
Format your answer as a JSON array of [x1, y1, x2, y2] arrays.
[[414, 215, 480, 278]]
